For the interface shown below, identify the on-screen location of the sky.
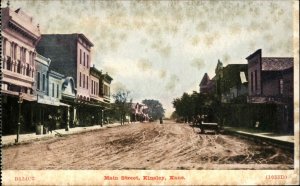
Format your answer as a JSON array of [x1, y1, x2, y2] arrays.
[[8, 0, 295, 117]]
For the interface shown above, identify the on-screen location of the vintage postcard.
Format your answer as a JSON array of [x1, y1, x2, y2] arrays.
[[1, 0, 299, 185]]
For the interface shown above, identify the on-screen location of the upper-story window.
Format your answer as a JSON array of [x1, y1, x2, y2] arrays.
[[10, 42, 14, 59], [80, 49, 82, 64], [86, 76, 88, 89], [251, 72, 253, 93], [79, 72, 82, 87], [279, 79, 284, 95], [37, 72, 41, 90], [42, 74, 46, 91], [26, 64, 30, 76], [3, 39, 6, 56], [254, 70, 257, 91], [91, 80, 94, 94], [83, 74, 85, 88], [52, 83, 55, 97], [83, 52, 86, 66], [87, 55, 89, 68], [57, 84, 59, 98], [17, 61, 21, 74], [13, 44, 17, 60]]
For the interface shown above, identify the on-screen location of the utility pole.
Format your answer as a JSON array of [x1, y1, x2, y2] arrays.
[[101, 109, 104, 127], [15, 92, 23, 143]]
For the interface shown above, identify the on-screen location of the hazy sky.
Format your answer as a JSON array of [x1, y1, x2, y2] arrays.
[[9, 0, 295, 117]]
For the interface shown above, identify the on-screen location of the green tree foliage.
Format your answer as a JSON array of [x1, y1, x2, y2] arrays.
[[172, 91, 221, 123], [112, 90, 132, 125], [142, 99, 165, 120]]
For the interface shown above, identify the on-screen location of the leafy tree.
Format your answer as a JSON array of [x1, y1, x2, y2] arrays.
[[142, 99, 165, 120], [112, 89, 132, 125]]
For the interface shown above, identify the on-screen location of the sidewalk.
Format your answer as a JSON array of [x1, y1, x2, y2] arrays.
[[2, 123, 123, 147], [224, 126, 294, 150]]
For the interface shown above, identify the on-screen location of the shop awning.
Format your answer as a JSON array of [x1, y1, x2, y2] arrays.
[[59, 102, 70, 107]]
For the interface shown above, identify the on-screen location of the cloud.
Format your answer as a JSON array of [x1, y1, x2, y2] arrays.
[[165, 74, 180, 91], [191, 58, 206, 70], [137, 58, 152, 71], [111, 81, 127, 93], [159, 69, 167, 79]]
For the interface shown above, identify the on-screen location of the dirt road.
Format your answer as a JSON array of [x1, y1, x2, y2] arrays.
[[3, 121, 293, 170]]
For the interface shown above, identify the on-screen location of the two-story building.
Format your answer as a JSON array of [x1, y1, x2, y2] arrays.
[[1, 6, 40, 135], [246, 49, 294, 133], [36, 34, 94, 126], [214, 60, 248, 103], [100, 73, 113, 103]]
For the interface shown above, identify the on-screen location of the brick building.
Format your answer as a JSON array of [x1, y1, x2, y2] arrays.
[[1, 6, 41, 134], [36, 34, 95, 126]]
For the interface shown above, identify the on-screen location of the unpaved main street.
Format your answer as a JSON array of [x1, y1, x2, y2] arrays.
[[3, 121, 293, 170]]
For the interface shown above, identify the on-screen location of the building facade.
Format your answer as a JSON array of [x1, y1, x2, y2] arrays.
[[199, 73, 215, 94], [1, 6, 41, 135], [36, 34, 95, 126], [246, 49, 293, 103], [36, 34, 94, 102], [246, 49, 294, 133], [214, 60, 248, 103]]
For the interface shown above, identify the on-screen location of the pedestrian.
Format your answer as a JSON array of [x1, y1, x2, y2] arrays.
[[160, 117, 163, 124]]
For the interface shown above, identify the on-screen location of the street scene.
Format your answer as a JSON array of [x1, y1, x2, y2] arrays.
[[1, 0, 297, 178], [2, 121, 293, 170]]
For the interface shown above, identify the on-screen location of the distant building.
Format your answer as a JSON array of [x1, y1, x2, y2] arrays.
[[214, 60, 248, 103], [199, 73, 215, 94], [100, 73, 113, 103]]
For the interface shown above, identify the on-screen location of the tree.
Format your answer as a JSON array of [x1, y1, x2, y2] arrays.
[[142, 99, 165, 120], [112, 89, 132, 125]]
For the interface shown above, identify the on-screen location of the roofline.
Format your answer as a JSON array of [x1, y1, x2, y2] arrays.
[[246, 49, 261, 60], [78, 33, 94, 47], [48, 70, 64, 78], [40, 33, 94, 47]]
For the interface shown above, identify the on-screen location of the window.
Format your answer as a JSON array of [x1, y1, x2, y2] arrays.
[[14, 44, 17, 60], [80, 49, 82, 64], [254, 70, 257, 91], [10, 43, 14, 59], [17, 61, 21, 73], [26, 64, 30, 76], [86, 76, 88, 89], [251, 72, 253, 93], [79, 72, 82, 87], [87, 55, 89, 68], [37, 72, 41, 90], [57, 84, 59, 98], [91, 80, 93, 94], [52, 83, 55, 97], [279, 79, 284, 95], [42, 74, 46, 91], [7, 57, 12, 71], [83, 52, 86, 66], [3, 39, 6, 56], [23, 48, 26, 63], [83, 74, 85, 88]]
